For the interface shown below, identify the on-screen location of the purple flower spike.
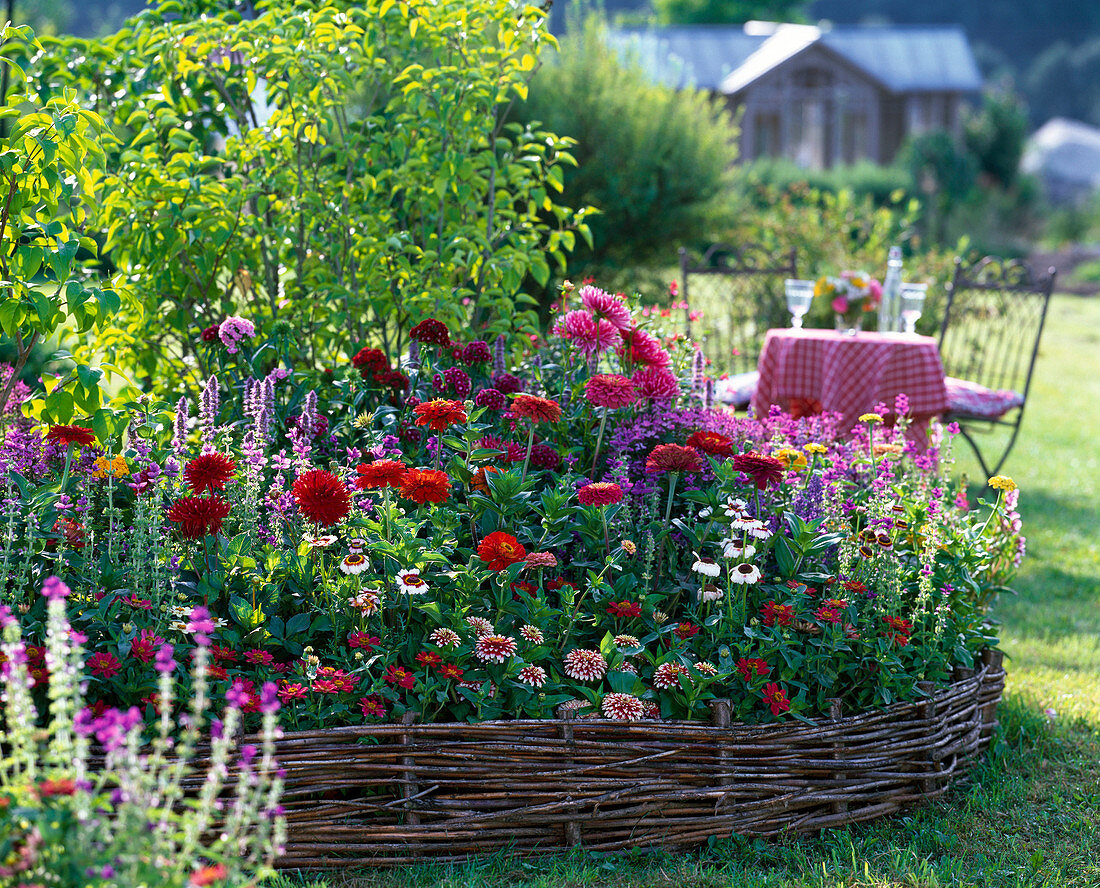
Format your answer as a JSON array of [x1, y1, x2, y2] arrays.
[[154, 643, 176, 674], [186, 606, 216, 645], [240, 744, 258, 767], [42, 575, 71, 601], [0, 604, 14, 628], [260, 681, 281, 714], [226, 679, 252, 709]]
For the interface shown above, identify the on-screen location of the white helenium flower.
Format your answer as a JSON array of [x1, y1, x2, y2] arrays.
[[729, 563, 762, 585], [691, 553, 721, 577]]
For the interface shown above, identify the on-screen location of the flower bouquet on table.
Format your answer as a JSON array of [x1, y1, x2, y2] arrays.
[[815, 271, 883, 334]]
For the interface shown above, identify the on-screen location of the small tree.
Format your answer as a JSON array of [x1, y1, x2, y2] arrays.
[[31, 0, 590, 388]]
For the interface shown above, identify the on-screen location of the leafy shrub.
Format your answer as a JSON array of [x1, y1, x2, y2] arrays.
[[29, 0, 590, 389], [741, 157, 913, 208], [0, 283, 1023, 729], [513, 12, 738, 281]]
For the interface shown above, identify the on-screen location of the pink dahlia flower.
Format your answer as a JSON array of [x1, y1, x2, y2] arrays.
[[585, 374, 637, 410], [560, 309, 620, 355], [632, 367, 680, 401], [579, 285, 632, 330], [620, 327, 671, 368]]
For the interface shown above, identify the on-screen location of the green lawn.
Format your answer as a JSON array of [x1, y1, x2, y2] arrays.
[[275, 295, 1100, 888]]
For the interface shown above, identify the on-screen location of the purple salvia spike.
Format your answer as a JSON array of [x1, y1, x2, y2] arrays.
[[173, 397, 189, 455], [199, 375, 219, 452], [493, 334, 506, 374]]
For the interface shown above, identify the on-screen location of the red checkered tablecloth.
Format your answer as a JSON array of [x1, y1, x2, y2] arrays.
[[751, 329, 948, 435]]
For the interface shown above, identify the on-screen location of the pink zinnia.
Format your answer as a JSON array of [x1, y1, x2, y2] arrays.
[[632, 367, 680, 401], [585, 374, 637, 410], [620, 327, 671, 368], [579, 285, 632, 330], [578, 482, 624, 507], [563, 649, 608, 682], [87, 651, 122, 678], [561, 309, 620, 355]]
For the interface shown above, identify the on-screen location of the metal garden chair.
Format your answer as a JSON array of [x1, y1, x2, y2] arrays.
[[678, 243, 798, 408], [937, 256, 1056, 478]]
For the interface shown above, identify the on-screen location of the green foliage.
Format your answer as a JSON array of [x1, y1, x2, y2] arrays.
[[30, 0, 590, 390], [0, 23, 128, 423], [654, 0, 807, 25], [965, 91, 1029, 189], [514, 12, 738, 281], [740, 157, 912, 208]]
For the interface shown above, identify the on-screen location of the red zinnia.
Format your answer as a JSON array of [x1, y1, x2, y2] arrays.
[[409, 318, 452, 347], [578, 482, 624, 507], [736, 657, 770, 682], [46, 425, 95, 448], [356, 459, 407, 489], [184, 452, 237, 494], [814, 606, 842, 624], [731, 451, 786, 490], [762, 682, 791, 715], [686, 430, 734, 457], [883, 616, 913, 646], [436, 663, 464, 680], [645, 443, 703, 474], [511, 394, 562, 424], [606, 600, 641, 619], [87, 651, 122, 678], [760, 600, 794, 628], [384, 665, 416, 689], [167, 495, 231, 539], [360, 695, 386, 718], [477, 531, 527, 571], [585, 374, 637, 410], [674, 621, 699, 640], [292, 470, 351, 526], [399, 468, 452, 505], [413, 399, 467, 431], [415, 651, 443, 668]]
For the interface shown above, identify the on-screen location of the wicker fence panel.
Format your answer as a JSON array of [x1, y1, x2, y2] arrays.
[[263, 652, 1004, 869]]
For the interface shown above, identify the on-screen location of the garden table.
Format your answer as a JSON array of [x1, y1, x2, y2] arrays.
[[751, 328, 949, 443]]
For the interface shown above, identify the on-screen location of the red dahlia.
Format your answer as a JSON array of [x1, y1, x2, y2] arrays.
[[645, 443, 703, 474], [731, 451, 786, 490], [184, 452, 237, 494], [292, 470, 351, 526], [409, 318, 452, 347], [399, 468, 452, 505], [511, 394, 562, 424], [355, 459, 407, 489], [46, 425, 95, 448], [412, 399, 468, 431], [167, 495, 231, 539], [686, 430, 734, 457], [477, 531, 527, 571], [351, 347, 388, 370]]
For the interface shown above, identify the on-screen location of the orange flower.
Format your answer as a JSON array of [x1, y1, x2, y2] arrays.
[[470, 464, 502, 493], [412, 399, 467, 431], [189, 864, 228, 887], [477, 531, 527, 571], [511, 394, 562, 424], [399, 468, 451, 505]]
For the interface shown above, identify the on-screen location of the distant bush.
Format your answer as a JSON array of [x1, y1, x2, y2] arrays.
[[740, 158, 913, 208], [513, 12, 739, 281]]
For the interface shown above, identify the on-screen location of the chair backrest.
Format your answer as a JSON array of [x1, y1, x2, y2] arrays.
[[938, 256, 1056, 401], [679, 243, 798, 376]]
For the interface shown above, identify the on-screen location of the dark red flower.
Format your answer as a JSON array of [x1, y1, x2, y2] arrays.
[[436, 663, 464, 680], [409, 318, 452, 347], [606, 600, 641, 619], [461, 340, 492, 364], [355, 459, 407, 489], [46, 425, 95, 448], [292, 470, 351, 526], [359, 695, 386, 718], [814, 606, 842, 625], [731, 452, 786, 490], [883, 615, 913, 646], [762, 682, 791, 715], [474, 388, 507, 410], [373, 368, 410, 392], [53, 517, 86, 549], [736, 657, 770, 682], [528, 443, 561, 470], [492, 372, 523, 394], [200, 324, 221, 342], [674, 621, 699, 640], [37, 778, 77, 797], [351, 347, 388, 370], [399, 468, 452, 505], [184, 452, 237, 494], [511, 394, 562, 424], [645, 443, 703, 474], [87, 651, 122, 678], [477, 531, 527, 571], [686, 430, 734, 457], [578, 482, 624, 507], [384, 665, 416, 689], [413, 399, 467, 431], [415, 651, 443, 668], [167, 495, 231, 539]]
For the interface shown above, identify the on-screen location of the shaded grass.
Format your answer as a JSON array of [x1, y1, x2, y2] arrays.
[[276, 295, 1100, 887]]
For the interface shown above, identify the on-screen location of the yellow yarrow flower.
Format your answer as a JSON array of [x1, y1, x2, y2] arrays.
[[803, 442, 827, 454], [859, 413, 884, 424], [988, 475, 1017, 492]]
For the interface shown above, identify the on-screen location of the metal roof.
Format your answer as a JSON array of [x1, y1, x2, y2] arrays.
[[604, 26, 762, 91], [606, 24, 983, 95]]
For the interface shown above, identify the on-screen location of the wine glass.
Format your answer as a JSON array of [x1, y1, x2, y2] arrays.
[[784, 279, 814, 329], [899, 283, 928, 334]]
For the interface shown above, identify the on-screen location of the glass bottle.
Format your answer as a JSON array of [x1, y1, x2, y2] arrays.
[[879, 245, 903, 332]]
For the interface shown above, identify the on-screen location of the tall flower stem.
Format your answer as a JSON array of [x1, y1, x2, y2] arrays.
[[590, 408, 608, 477], [520, 424, 535, 483]]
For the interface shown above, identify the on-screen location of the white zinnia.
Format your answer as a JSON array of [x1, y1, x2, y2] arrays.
[[721, 540, 757, 561], [729, 562, 762, 584]]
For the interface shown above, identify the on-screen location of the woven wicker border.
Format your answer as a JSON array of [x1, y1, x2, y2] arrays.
[[269, 651, 1004, 869]]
